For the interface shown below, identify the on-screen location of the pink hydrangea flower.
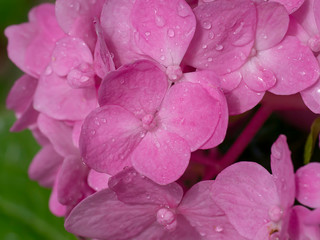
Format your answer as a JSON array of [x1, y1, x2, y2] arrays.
[[184, 0, 319, 114], [65, 167, 246, 240], [80, 59, 225, 184], [211, 135, 296, 239]]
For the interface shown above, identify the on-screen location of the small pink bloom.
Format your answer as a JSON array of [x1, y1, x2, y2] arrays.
[[212, 135, 295, 239], [5, 4, 65, 78], [80, 60, 222, 184], [65, 167, 246, 240]]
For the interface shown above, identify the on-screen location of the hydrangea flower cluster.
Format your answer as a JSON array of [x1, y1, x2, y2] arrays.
[[5, 0, 320, 239]]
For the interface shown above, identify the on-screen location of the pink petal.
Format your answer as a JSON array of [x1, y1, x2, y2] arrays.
[[159, 81, 220, 151], [28, 145, 63, 187], [33, 72, 98, 121], [182, 71, 229, 148], [292, 0, 319, 36], [315, 0, 320, 32], [288, 206, 320, 240], [5, 4, 65, 77], [98, 60, 168, 119], [131, 0, 196, 66], [184, 0, 256, 75], [212, 162, 280, 239], [72, 120, 83, 148], [10, 104, 38, 132], [179, 181, 247, 239], [131, 129, 190, 185], [56, 155, 93, 206], [55, 0, 105, 50], [80, 105, 143, 175], [6, 74, 37, 115], [259, 36, 320, 95], [49, 181, 67, 217], [88, 169, 110, 192], [270, 0, 305, 13], [160, 215, 202, 240], [100, 0, 143, 67], [93, 20, 115, 79], [301, 77, 320, 113], [108, 167, 183, 207], [305, 208, 320, 225], [37, 113, 77, 157], [51, 37, 93, 77], [219, 71, 242, 93], [255, 2, 289, 51], [65, 189, 156, 239], [295, 162, 320, 208], [241, 56, 277, 92], [225, 81, 264, 115], [270, 135, 295, 208]]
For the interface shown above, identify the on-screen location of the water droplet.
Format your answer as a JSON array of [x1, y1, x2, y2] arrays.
[[140, 132, 146, 138], [146, 193, 151, 199], [177, 2, 189, 17], [215, 225, 223, 232], [202, 44, 207, 49], [145, 31, 151, 37], [90, 130, 96, 135], [208, 32, 215, 39], [111, 138, 115, 142], [215, 44, 223, 51], [202, 21, 212, 30], [207, 57, 213, 62], [261, 33, 268, 39], [200, 232, 206, 236], [155, 14, 165, 27], [160, 55, 166, 61], [167, 29, 175, 37]]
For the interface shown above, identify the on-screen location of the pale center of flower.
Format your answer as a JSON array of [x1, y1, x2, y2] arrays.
[[156, 207, 177, 231], [268, 205, 283, 223], [142, 114, 157, 131], [166, 65, 183, 82], [308, 36, 320, 52]]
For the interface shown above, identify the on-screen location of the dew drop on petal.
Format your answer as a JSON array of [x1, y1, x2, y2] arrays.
[[167, 29, 175, 38], [202, 21, 212, 30], [215, 225, 223, 232], [215, 44, 223, 51], [208, 32, 215, 39], [207, 57, 213, 62]]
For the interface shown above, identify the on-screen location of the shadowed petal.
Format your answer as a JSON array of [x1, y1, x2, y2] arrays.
[[108, 167, 183, 207], [65, 189, 157, 240]]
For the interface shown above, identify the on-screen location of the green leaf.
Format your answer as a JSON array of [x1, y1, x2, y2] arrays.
[[0, 112, 76, 240], [304, 117, 320, 164]]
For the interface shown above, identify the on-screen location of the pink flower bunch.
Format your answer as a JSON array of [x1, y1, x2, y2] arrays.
[[4, 0, 320, 239]]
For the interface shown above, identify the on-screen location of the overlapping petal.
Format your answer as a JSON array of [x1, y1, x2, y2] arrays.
[[184, 0, 256, 75], [295, 162, 320, 208], [212, 162, 280, 239], [270, 135, 295, 208], [33, 72, 97, 121], [131, 130, 191, 185], [65, 189, 156, 240], [80, 105, 143, 174], [108, 167, 183, 206], [259, 36, 319, 95], [98, 60, 168, 118]]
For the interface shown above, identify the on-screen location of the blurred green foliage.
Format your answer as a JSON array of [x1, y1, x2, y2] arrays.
[[0, 0, 75, 239]]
